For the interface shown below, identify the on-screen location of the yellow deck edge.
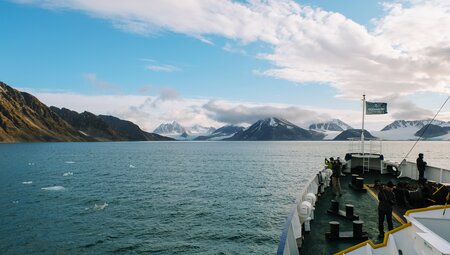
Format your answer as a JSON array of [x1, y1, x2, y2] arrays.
[[334, 204, 450, 255], [333, 222, 412, 255]]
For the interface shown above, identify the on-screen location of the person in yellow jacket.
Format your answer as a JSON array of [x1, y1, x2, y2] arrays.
[[325, 157, 334, 169]]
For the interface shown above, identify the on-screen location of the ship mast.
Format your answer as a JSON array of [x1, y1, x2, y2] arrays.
[[361, 94, 365, 155]]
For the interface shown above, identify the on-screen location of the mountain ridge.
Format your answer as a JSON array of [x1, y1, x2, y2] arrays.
[[50, 107, 174, 142], [153, 121, 216, 139], [0, 81, 173, 142], [309, 119, 353, 131], [381, 119, 446, 131], [4, 81, 450, 142], [226, 117, 324, 141], [0, 82, 87, 142], [194, 125, 244, 141]]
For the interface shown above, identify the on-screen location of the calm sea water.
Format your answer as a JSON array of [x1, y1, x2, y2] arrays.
[[1, 141, 450, 254]]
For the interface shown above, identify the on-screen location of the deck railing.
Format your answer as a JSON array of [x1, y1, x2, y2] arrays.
[[347, 138, 383, 155], [398, 160, 450, 183], [276, 168, 324, 255]]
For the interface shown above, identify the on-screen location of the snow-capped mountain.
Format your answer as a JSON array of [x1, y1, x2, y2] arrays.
[[381, 120, 445, 131], [153, 121, 217, 140], [414, 124, 447, 138], [309, 119, 353, 131], [308, 119, 353, 140], [153, 121, 187, 135], [227, 117, 324, 141], [189, 124, 216, 135], [375, 119, 450, 140], [194, 125, 244, 141]]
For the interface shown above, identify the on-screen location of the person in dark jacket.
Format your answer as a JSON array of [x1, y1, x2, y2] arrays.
[[332, 158, 342, 196], [378, 181, 396, 237], [416, 153, 427, 181]]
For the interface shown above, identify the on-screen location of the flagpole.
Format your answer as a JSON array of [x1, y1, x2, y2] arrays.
[[361, 94, 365, 155]]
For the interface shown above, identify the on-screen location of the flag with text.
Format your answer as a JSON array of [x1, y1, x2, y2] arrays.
[[366, 102, 387, 114]]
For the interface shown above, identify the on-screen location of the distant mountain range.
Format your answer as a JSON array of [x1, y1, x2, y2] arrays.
[[50, 107, 173, 141], [3, 81, 450, 142], [380, 120, 446, 131], [0, 82, 173, 142], [153, 121, 217, 139], [375, 119, 450, 140], [308, 119, 450, 140], [194, 125, 244, 141]]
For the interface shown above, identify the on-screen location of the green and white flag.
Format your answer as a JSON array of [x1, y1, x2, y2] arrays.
[[366, 102, 387, 114]]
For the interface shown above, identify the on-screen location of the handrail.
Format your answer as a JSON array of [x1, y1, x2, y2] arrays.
[[398, 160, 450, 183], [276, 207, 298, 255], [404, 204, 450, 216], [347, 138, 383, 155], [276, 167, 325, 255]]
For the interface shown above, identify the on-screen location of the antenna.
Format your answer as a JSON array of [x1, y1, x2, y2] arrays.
[[400, 95, 450, 164], [361, 95, 366, 154]]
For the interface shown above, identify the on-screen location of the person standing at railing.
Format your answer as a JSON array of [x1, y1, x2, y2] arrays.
[[416, 153, 427, 181], [332, 158, 342, 197], [325, 157, 333, 169]]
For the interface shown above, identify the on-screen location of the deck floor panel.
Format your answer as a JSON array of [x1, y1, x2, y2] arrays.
[[300, 171, 402, 255]]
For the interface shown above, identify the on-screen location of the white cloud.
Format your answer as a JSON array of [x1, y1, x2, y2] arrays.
[[202, 100, 327, 126], [83, 73, 120, 92], [15, 0, 450, 128], [380, 94, 435, 120], [24, 88, 450, 132], [140, 59, 181, 72], [145, 64, 180, 72], [30, 90, 218, 131], [137, 85, 152, 94], [223, 42, 247, 55], [28, 90, 338, 130], [16, 0, 450, 100], [145, 86, 181, 108]]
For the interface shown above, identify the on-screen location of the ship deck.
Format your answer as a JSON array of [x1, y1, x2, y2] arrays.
[[300, 170, 417, 254]]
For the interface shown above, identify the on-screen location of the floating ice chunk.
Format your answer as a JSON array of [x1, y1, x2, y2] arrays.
[[94, 202, 108, 210], [22, 181, 33, 185], [41, 186, 65, 191], [63, 172, 74, 176]]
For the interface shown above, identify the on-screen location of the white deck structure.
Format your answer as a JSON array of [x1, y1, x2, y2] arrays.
[[337, 205, 450, 255]]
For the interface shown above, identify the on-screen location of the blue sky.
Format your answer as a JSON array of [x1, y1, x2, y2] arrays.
[[1, 0, 450, 131]]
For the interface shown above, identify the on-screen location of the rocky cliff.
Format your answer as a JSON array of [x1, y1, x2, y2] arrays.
[[0, 82, 86, 142]]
